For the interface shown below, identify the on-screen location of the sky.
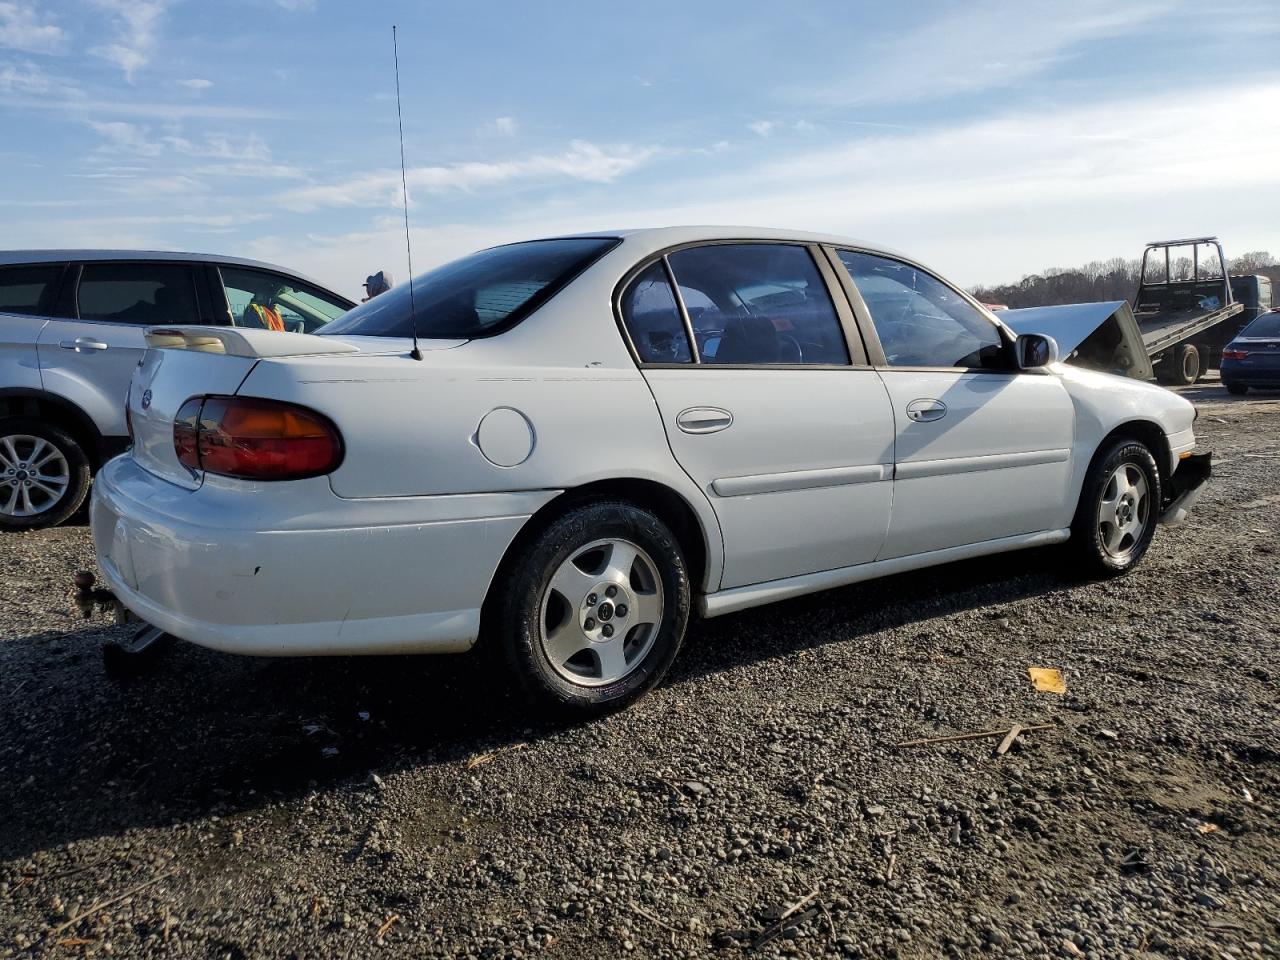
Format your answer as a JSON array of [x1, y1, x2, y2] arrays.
[[1, 0, 1278, 300]]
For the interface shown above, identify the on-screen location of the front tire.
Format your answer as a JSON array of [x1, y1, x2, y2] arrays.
[[1070, 440, 1161, 578], [490, 501, 691, 715], [1226, 382, 1248, 396], [0, 418, 90, 531]]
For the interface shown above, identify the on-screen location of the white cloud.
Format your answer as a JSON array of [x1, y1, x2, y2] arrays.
[[0, 2, 64, 55], [747, 120, 773, 137], [274, 0, 316, 10], [178, 78, 213, 90], [0, 58, 76, 96], [276, 139, 657, 212], [88, 0, 170, 81], [811, 0, 1169, 105], [84, 123, 302, 180], [480, 116, 518, 138]]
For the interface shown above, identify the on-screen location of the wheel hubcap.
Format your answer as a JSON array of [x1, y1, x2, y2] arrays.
[[1098, 463, 1149, 561], [0, 435, 70, 517], [539, 538, 664, 687]]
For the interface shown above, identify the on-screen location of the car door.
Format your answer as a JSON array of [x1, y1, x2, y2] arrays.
[[620, 242, 896, 591], [831, 248, 1076, 560], [36, 260, 205, 438], [0, 262, 66, 393]]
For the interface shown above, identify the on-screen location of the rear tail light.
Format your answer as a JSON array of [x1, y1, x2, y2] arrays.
[[173, 396, 343, 480], [1222, 349, 1249, 360]]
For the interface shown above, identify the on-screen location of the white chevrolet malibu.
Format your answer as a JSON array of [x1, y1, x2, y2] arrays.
[[92, 227, 1210, 713]]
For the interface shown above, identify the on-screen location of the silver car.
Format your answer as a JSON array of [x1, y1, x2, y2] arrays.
[[0, 250, 354, 530]]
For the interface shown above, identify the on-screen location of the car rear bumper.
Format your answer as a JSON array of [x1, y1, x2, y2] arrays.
[[91, 455, 553, 656], [1220, 360, 1280, 386], [1161, 452, 1211, 527]]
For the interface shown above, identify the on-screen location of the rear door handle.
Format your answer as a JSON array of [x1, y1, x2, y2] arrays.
[[59, 337, 109, 352], [676, 406, 733, 434], [906, 398, 947, 422]]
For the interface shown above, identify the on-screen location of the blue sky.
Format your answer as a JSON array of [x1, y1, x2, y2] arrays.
[[2, 0, 1278, 298]]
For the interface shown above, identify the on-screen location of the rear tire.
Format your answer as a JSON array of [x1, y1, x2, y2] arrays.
[[1157, 344, 1201, 386], [489, 501, 691, 715], [0, 418, 90, 531], [1226, 382, 1248, 396], [1070, 439, 1161, 578]]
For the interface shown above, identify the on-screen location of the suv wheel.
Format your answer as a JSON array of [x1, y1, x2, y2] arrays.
[[491, 501, 691, 715], [0, 418, 91, 531], [1070, 439, 1161, 577]]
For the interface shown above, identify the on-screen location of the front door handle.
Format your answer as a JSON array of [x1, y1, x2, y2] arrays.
[[906, 398, 947, 422], [59, 337, 109, 352], [676, 406, 733, 434]]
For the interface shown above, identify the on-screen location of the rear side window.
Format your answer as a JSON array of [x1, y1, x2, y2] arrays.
[[620, 262, 692, 363], [220, 266, 350, 334], [321, 237, 619, 339], [664, 244, 849, 365], [76, 263, 200, 325], [0, 265, 61, 317]]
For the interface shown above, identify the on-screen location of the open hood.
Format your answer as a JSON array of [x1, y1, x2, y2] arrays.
[[1002, 300, 1153, 381]]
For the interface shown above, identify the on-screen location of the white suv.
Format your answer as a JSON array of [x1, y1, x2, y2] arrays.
[[0, 251, 353, 529]]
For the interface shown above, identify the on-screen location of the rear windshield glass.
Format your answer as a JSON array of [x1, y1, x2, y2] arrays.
[[1242, 313, 1280, 338], [320, 237, 619, 339]]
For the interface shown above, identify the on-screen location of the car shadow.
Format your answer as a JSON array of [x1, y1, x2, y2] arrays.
[[0, 545, 1070, 861]]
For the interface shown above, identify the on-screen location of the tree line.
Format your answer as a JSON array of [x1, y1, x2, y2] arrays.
[[971, 252, 1279, 308]]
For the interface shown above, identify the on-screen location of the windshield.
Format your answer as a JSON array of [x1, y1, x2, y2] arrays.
[[321, 237, 619, 339], [1242, 313, 1280, 338]]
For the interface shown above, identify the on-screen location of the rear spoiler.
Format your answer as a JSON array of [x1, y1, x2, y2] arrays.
[[144, 325, 359, 358]]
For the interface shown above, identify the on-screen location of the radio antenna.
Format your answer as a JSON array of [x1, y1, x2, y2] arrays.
[[392, 25, 423, 361]]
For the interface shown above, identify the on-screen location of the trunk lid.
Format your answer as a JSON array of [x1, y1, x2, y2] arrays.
[[128, 326, 466, 488]]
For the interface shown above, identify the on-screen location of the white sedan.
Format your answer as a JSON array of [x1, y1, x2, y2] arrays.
[[92, 227, 1210, 713]]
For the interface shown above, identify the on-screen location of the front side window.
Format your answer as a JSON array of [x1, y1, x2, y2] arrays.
[[664, 244, 849, 365], [620, 262, 692, 363], [221, 267, 350, 334], [0, 264, 61, 317], [75, 262, 200, 325], [321, 237, 619, 339], [838, 250, 1005, 369]]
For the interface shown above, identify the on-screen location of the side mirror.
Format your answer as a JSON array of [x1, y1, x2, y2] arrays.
[[1016, 333, 1059, 369]]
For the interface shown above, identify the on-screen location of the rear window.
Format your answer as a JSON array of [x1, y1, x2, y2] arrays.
[[321, 237, 619, 339], [0, 264, 61, 317], [1242, 313, 1280, 338]]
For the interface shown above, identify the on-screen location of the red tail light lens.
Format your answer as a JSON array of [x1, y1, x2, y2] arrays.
[[172, 396, 343, 480], [1222, 349, 1249, 360]]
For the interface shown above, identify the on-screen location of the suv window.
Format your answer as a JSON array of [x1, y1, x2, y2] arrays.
[[321, 237, 619, 339], [0, 265, 61, 317], [75, 262, 200, 325], [664, 244, 849, 365], [620, 262, 692, 363], [220, 266, 349, 334], [837, 250, 1005, 369]]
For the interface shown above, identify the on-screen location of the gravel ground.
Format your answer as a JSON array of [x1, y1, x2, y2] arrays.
[[1, 384, 1278, 959]]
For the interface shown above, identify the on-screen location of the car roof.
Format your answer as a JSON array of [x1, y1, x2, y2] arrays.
[[0, 248, 344, 298], [539, 226, 910, 261]]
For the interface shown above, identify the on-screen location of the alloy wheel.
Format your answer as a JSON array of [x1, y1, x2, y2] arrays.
[[0, 434, 70, 518], [1097, 463, 1149, 561], [538, 538, 665, 687]]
